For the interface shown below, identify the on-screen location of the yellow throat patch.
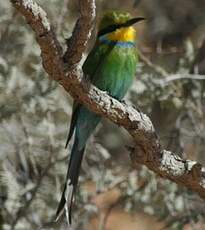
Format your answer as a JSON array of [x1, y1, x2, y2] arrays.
[[107, 26, 136, 42]]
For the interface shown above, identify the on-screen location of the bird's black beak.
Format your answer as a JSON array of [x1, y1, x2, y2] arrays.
[[125, 17, 145, 27]]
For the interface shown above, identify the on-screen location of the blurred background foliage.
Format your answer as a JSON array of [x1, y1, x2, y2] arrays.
[[0, 0, 205, 229]]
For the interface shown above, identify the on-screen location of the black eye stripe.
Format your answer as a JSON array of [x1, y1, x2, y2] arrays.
[[98, 24, 122, 37], [97, 17, 145, 37]]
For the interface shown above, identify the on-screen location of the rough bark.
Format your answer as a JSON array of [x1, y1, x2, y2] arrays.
[[10, 0, 205, 200]]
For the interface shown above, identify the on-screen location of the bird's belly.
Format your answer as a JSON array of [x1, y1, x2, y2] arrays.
[[93, 47, 136, 100], [107, 75, 132, 99], [97, 65, 134, 100]]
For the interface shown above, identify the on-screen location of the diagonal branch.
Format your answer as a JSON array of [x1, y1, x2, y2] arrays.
[[10, 0, 205, 201]]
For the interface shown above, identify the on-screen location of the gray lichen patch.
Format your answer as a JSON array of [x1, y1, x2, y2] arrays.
[[23, 0, 50, 30], [185, 160, 198, 172], [127, 108, 153, 133], [160, 150, 186, 177]]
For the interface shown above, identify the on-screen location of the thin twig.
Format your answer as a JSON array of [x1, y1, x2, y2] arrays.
[[155, 74, 205, 86]]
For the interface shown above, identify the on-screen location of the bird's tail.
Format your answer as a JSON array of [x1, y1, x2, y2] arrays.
[[55, 137, 85, 224]]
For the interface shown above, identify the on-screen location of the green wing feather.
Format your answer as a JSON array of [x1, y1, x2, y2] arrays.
[[65, 42, 116, 148]]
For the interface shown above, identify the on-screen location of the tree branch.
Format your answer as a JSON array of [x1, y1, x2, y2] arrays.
[[10, 0, 205, 201], [63, 0, 96, 66], [154, 73, 205, 86]]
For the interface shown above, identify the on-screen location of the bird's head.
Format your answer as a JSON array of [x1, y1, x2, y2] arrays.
[[98, 11, 145, 43]]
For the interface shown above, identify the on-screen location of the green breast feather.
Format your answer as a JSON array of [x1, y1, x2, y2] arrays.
[[83, 42, 137, 100]]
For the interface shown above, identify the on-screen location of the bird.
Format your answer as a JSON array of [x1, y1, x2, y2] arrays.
[[55, 11, 144, 224]]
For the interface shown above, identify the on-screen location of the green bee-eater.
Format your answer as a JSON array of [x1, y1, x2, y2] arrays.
[[56, 11, 144, 223]]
